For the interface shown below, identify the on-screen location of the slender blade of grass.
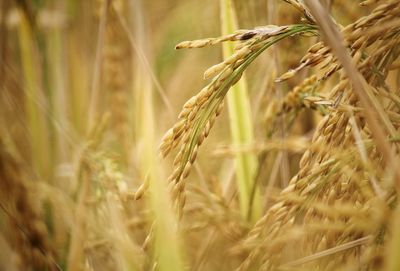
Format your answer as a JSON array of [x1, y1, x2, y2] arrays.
[[17, 8, 51, 179], [220, 0, 261, 223], [130, 2, 185, 270]]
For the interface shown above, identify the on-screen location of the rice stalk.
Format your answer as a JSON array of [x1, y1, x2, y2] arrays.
[[235, 1, 400, 269], [220, 0, 262, 223], [45, 4, 70, 167], [17, 6, 52, 179], [130, 1, 185, 270], [303, 0, 400, 189], [161, 23, 318, 216]]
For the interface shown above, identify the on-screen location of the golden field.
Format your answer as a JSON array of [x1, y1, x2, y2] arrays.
[[1, 0, 400, 270]]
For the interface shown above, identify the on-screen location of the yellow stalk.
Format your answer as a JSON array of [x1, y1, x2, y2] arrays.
[[47, 21, 69, 163], [130, 2, 185, 269], [17, 9, 51, 179]]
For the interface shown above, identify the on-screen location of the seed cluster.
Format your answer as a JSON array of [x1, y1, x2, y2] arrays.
[[235, 1, 400, 269], [160, 25, 317, 216], [277, 1, 400, 83]]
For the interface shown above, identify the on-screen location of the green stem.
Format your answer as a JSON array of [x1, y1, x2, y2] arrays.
[[220, 0, 261, 223]]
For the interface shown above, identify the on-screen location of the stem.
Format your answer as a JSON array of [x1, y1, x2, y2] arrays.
[[17, 8, 51, 179], [130, 1, 185, 270], [220, 0, 261, 223]]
